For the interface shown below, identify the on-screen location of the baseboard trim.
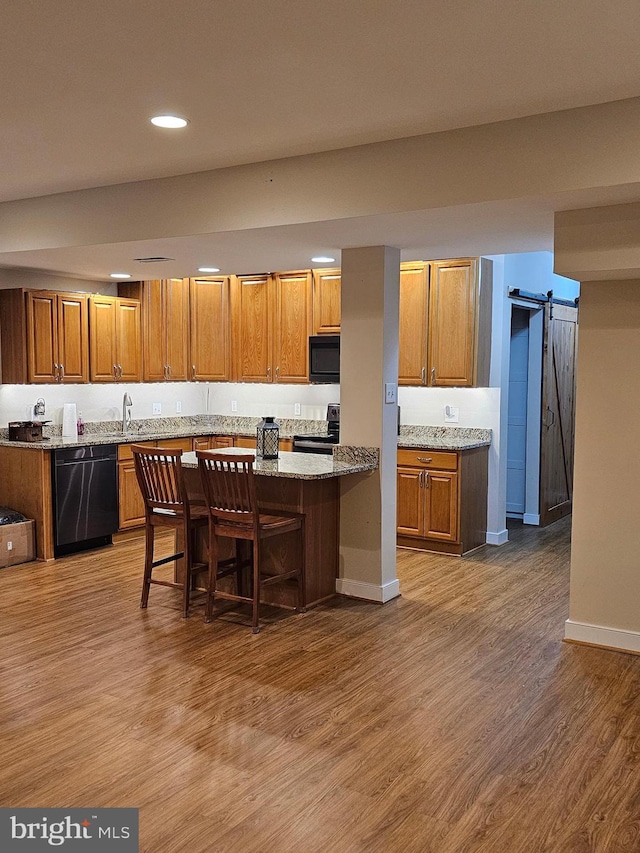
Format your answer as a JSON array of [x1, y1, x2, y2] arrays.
[[564, 619, 640, 655], [523, 513, 540, 525], [336, 578, 401, 603], [486, 529, 509, 546]]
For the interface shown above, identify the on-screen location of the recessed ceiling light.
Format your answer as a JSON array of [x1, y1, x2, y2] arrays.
[[198, 267, 221, 273], [311, 256, 336, 264], [110, 272, 131, 279], [150, 115, 189, 129]]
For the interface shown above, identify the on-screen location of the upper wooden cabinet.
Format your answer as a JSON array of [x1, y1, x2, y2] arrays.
[[0, 289, 89, 384], [232, 271, 312, 383], [89, 296, 141, 382], [121, 279, 189, 381], [189, 277, 230, 381], [312, 268, 341, 335], [398, 263, 429, 385], [428, 258, 492, 387]]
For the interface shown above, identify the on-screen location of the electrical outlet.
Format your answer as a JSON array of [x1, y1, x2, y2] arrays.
[[152, 402, 162, 415], [7, 541, 13, 551], [231, 400, 238, 413], [176, 401, 182, 413], [294, 403, 301, 416], [444, 405, 459, 423], [385, 382, 397, 404]]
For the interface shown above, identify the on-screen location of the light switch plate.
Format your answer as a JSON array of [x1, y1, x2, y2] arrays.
[[385, 382, 397, 404], [231, 400, 238, 413], [176, 401, 182, 413], [152, 402, 162, 415], [294, 403, 301, 416]]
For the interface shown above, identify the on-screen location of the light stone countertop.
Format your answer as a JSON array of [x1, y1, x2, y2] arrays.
[[0, 416, 491, 452], [181, 448, 377, 480]]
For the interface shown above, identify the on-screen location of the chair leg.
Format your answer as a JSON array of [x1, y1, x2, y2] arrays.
[[251, 539, 260, 634], [140, 521, 154, 609], [297, 519, 306, 614], [205, 518, 218, 624], [182, 520, 192, 619]]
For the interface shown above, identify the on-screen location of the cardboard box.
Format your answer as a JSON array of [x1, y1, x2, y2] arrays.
[[0, 519, 35, 568]]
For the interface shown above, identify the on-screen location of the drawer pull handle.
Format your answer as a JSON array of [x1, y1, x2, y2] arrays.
[[417, 457, 433, 463], [431, 367, 436, 384], [421, 367, 426, 384]]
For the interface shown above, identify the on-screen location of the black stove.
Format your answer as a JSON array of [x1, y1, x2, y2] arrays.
[[292, 403, 340, 455]]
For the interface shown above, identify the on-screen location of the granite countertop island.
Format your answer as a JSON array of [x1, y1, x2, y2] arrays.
[[180, 447, 378, 479]]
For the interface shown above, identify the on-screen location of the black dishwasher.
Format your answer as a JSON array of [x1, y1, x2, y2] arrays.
[[52, 444, 119, 556]]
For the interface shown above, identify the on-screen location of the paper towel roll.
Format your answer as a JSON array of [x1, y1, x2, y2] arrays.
[[62, 403, 78, 439]]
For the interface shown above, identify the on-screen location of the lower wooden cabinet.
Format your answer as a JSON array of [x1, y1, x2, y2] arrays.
[[397, 446, 487, 555]]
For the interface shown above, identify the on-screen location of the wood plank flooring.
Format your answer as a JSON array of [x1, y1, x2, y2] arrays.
[[2, 518, 640, 852]]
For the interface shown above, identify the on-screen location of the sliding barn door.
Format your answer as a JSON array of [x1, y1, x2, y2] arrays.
[[540, 302, 578, 526]]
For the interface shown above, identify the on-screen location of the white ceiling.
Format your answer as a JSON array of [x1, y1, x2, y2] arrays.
[[3, 0, 640, 278]]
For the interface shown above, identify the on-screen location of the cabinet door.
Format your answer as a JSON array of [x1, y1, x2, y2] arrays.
[[190, 277, 230, 380], [212, 436, 234, 448], [235, 436, 256, 449], [118, 461, 146, 529], [89, 296, 117, 382], [399, 264, 429, 385], [397, 467, 425, 537], [26, 291, 59, 383], [312, 269, 341, 334], [116, 299, 141, 382], [165, 278, 190, 381], [57, 293, 88, 383], [142, 280, 166, 382], [193, 437, 211, 452], [274, 271, 312, 382], [234, 275, 273, 382], [428, 259, 477, 387], [424, 471, 459, 541]]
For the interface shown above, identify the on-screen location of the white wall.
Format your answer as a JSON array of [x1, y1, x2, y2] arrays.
[[207, 382, 339, 422], [0, 269, 115, 295]]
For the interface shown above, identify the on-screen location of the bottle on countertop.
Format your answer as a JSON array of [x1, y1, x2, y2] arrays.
[[77, 412, 85, 436]]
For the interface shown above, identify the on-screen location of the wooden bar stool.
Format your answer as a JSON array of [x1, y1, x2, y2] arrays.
[[132, 445, 209, 618], [197, 450, 306, 633]]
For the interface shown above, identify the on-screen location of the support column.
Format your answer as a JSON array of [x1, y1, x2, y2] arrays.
[[556, 203, 640, 652], [337, 246, 400, 603]]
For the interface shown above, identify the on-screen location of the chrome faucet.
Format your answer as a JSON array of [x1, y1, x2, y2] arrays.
[[122, 393, 133, 432]]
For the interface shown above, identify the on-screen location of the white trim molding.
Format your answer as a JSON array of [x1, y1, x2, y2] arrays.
[[486, 529, 509, 546], [523, 513, 540, 525], [336, 578, 400, 603], [564, 619, 640, 654]]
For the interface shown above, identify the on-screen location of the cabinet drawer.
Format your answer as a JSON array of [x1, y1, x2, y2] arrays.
[[118, 440, 155, 462], [155, 437, 193, 453], [397, 448, 458, 470]]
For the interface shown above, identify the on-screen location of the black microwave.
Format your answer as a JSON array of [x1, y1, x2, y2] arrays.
[[309, 335, 340, 384]]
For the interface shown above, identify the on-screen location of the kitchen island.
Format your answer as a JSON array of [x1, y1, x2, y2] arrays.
[[178, 448, 378, 608]]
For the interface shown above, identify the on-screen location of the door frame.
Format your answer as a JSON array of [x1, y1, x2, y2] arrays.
[[507, 297, 545, 524]]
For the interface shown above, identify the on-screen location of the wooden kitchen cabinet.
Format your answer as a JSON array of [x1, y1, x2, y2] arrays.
[[121, 279, 189, 381], [0, 289, 89, 384], [89, 296, 141, 382], [232, 271, 311, 383], [312, 268, 341, 334], [189, 277, 230, 381], [428, 258, 493, 387], [397, 446, 487, 555], [398, 262, 429, 385]]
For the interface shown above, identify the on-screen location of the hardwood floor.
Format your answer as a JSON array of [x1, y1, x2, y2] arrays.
[[2, 518, 640, 852]]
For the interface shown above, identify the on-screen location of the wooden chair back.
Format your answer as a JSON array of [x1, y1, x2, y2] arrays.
[[132, 445, 188, 515], [196, 451, 259, 526]]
